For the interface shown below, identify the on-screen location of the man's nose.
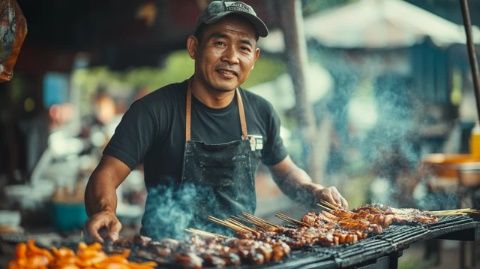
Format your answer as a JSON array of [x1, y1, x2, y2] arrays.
[[221, 46, 240, 64]]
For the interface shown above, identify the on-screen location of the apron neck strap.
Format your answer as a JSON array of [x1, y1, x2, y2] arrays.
[[186, 81, 248, 142]]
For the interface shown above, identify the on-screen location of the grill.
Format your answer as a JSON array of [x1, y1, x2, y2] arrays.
[[252, 215, 480, 269], [1, 216, 478, 269], [120, 215, 480, 268], [101, 215, 480, 268]]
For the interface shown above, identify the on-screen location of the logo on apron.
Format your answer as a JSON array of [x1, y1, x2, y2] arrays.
[[247, 135, 263, 151]]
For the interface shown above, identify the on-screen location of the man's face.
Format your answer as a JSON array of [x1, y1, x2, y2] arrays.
[[188, 16, 260, 92]]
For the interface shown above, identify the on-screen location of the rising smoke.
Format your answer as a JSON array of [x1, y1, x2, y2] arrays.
[[140, 183, 236, 240]]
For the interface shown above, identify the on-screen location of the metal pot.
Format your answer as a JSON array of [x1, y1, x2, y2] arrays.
[[421, 154, 477, 180], [457, 162, 480, 187]]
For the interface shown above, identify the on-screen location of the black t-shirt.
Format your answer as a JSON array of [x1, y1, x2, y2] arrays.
[[104, 80, 288, 188]]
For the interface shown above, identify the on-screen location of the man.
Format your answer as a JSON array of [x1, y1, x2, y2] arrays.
[[85, 0, 348, 242]]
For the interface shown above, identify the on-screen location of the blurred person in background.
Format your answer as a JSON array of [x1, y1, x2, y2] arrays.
[[85, 0, 348, 242], [81, 89, 122, 158]]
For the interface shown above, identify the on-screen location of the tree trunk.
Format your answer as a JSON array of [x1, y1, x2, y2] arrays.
[[274, 0, 323, 182]]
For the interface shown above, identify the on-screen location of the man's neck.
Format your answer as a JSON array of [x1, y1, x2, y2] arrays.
[[190, 79, 236, 109]]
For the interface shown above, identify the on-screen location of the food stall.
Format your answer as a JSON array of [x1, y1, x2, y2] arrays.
[[2, 0, 480, 268], [2, 204, 480, 268]]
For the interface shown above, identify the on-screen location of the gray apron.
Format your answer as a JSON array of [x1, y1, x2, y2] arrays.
[[141, 83, 258, 239]]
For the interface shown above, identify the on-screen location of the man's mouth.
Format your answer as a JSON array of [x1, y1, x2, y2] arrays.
[[217, 68, 238, 78]]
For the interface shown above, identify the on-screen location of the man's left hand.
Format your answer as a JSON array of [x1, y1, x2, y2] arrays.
[[312, 186, 349, 209]]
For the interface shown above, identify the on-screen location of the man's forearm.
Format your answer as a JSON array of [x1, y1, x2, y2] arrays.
[[270, 157, 348, 209], [85, 168, 118, 216], [85, 157, 129, 216], [85, 155, 131, 216], [271, 163, 323, 205]]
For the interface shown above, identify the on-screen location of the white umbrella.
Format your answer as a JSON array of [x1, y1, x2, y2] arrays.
[[260, 0, 480, 52]]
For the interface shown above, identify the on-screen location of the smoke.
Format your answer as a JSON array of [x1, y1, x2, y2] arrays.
[[141, 183, 196, 240], [413, 181, 458, 210], [318, 54, 429, 207], [140, 183, 235, 240], [361, 73, 419, 171]]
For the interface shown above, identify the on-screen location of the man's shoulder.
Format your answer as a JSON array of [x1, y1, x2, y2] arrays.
[[138, 80, 187, 105]]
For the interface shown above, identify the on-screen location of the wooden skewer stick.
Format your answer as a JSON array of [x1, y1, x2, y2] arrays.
[[276, 213, 307, 227], [275, 212, 311, 227], [428, 208, 478, 214], [226, 219, 258, 234], [428, 208, 479, 216], [231, 215, 260, 226], [231, 216, 266, 230], [321, 200, 341, 210], [242, 213, 281, 229], [316, 203, 333, 212], [185, 228, 231, 239], [208, 216, 249, 233], [233, 215, 279, 232], [429, 212, 468, 216]]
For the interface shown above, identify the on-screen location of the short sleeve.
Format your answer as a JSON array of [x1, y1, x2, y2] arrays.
[[103, 99, 157, 169], [261, 103, 288, 166]]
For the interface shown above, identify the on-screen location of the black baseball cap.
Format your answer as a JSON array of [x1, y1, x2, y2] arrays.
[[195, 0, 269, 38]]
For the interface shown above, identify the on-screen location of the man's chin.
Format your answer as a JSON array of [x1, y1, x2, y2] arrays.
[[216, 87, 236, 92], [212, 82, 239, 92]]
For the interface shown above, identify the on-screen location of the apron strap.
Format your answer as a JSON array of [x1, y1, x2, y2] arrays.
[[185, 82, 248, 142], [236, 88, 248, 140], [186, 81, 192, 142]]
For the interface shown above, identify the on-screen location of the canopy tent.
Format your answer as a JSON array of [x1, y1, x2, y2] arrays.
[[260, 0, 480, 52]]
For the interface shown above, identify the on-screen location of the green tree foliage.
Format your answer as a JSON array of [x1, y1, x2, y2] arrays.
[[79, 50, 285, 94], [73, 50, 285, 117]]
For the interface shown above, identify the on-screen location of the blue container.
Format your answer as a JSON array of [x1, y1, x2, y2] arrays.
[[50, 202, 88, 232]]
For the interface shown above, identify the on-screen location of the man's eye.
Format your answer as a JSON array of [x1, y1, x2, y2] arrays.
[[215, 41, 226, 47], [241, 47, 251, 52]]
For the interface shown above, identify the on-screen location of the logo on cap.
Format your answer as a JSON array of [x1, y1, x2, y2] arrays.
[[224, 1, 255, 15]]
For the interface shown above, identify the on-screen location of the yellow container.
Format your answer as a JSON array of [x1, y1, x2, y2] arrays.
[[470, 122, 480, 159]]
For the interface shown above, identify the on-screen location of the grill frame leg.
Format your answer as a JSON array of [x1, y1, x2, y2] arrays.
[[388, 252, 400, 269], [460, 241, 466, 269], [471, 241, 476, 268]]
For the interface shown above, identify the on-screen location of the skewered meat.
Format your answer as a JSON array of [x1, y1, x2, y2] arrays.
[[174, 252, 203, 269], [244, 204, 440, 249], [201, 253, 227, 267], [352, 204, 438, 224], [109, 204, 439, 268], [114, 234, 152, 248], [271, 241, 291, 262], [123, 234, 291, 268]]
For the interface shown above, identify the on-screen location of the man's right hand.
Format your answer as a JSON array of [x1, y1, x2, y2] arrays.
[[85, 210, 122, 243]]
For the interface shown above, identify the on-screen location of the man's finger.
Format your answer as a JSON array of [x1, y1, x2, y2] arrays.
[[340, 196, 349, 210], [332, 188, 348, 209], [86, 221, 105, 243], [329, 187, 347, 209], [322, 190, 336, 206], [329, 187, 348, 209], [109, 220, 122, 241]]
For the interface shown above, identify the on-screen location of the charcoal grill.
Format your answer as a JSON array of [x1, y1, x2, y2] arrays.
[[248, 215, 479, 269], [90, 214, 473, 269], [123, 215, 480, 269], [1, 215, 478, 269], [122, 215, 468, 269]]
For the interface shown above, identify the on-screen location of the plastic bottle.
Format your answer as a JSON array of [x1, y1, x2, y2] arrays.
[[470, 121, 480, 159]]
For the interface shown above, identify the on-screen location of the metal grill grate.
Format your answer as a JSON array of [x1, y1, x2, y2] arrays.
[[1, 216, 478, 269], [254, 215, 480, 269]]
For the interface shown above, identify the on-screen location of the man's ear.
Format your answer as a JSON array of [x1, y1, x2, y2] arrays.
[[187, 35, 198, 59], [254, 47, 260, 62]]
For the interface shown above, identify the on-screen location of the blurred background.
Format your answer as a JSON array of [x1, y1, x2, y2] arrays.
[[1, 0, 480, 268]]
